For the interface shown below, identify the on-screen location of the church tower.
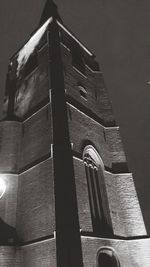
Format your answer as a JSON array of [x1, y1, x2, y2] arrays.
[[0, 1, 150, 266]]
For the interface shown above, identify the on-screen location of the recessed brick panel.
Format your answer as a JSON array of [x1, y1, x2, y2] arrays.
[[0, 121, 21, 173], [17, 158, 55, 242], [19, 104, 52, 170]]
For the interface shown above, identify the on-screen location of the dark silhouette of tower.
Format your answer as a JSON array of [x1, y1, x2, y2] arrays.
[[0, 1, 149, 266], [39, 0, 63, 26]]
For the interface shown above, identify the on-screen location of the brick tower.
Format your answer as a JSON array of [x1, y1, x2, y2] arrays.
[[0, 1, 150, 266]]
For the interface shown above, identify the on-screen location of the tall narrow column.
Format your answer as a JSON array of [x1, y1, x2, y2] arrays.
[[48, 20, 83, 267]]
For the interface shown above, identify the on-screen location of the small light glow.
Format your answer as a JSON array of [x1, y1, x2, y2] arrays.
[[0, 178, 6, 199]]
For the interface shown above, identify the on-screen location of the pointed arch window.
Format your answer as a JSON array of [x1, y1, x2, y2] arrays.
[[83, 145, 112, 235], [97, 248, 120, 267]]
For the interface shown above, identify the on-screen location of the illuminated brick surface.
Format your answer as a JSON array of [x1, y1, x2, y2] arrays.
[[0, 10, 149, 266]]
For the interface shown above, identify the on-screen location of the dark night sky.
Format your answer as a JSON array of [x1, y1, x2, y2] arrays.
[[1, 0, 150, 233]]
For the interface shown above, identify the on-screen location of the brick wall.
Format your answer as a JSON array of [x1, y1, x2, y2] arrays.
[[81, 236, 129, 267], [72, 154, 145, 238], [67, 103, 125, 169], [0, 121, 21, 173], [0, 246, 20, 267], [19, 104, 52, 170], [16, 158, 55, 242], [61, 44, 115, 125], [20, 238, 56, 267], [81, 236, 150, 267], [69, 105, 145, 237], [104, 171, 146, 237], [105, 127, 127, 165], [0, 19, 149, 267], [67, 103, 110, 167], [127, 239, 150, 266]]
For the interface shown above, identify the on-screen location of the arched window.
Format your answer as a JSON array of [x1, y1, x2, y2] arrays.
[[97, 248, 120, 267], [83, 145, 111, 235]]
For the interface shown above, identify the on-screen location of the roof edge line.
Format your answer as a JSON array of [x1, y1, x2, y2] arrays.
[[57, 20, 94, 57], [10, 17, 53, 61]]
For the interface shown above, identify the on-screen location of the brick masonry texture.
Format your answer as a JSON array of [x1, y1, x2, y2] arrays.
[[105, 127, 127, 164], [61, 44, 115, 125], [73, 157, 146, 237], [19, 104, 52, 170], [0, 246, 20, 267], [104, 171, 146, 237], [0, 19, 150, 267], [16, 158, 55, 242], [0, 121, 21, 173], [20, 238, 56, 267], [0, 103, 53, 172], [67, 103, 111, 168], [67, 103, 126, 168], [127, 239, 150, 267], [81, 236, 150, 267]]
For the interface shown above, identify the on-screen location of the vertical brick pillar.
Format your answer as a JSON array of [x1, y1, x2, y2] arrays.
[[48, 20, 83, 267]]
